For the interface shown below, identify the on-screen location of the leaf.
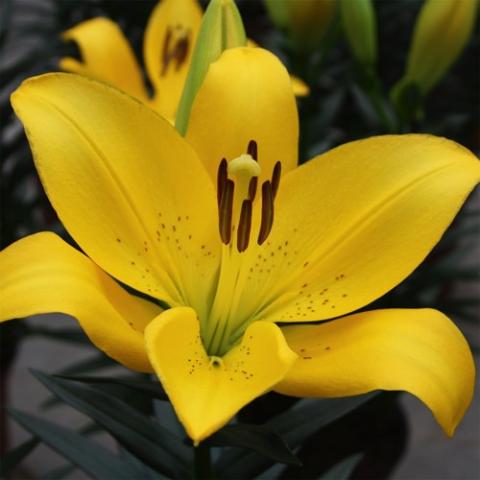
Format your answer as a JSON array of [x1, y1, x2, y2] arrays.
[[57, 352, 116, 375], [120, 447, 169, 480], [41, 353, 120, 410], [206, 423, 301, 466], [55, 374, 168, 401], [7, 408, 143, 480], [40, 463, 76, 480], [31, 370, 191, 478], [318, 453, 363, 480], [0, 437, 38, 476], [217, 393, 377, 479]]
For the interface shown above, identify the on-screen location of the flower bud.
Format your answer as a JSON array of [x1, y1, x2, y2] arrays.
[[264, 0, 338, 53], [340, 0, 377, 68], [395, 0, 478, 97], [176, 0, 247, 134]]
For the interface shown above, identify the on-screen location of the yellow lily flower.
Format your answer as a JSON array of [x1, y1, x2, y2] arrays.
[[60, 0, 308, 123], [2, 47, 479, 444]]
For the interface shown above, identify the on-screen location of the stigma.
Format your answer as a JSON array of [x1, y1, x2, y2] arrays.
[[216, 140, 281, 253]]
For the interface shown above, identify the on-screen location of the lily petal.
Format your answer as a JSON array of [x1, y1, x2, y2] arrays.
[[11, 73, 220, 309], [61, 17, 148, 101], [241, 135, 479, 324], [290, 75, 310, 97], [275, 309, 475, 436], [0, 232, 158, 372], [186, 47, 299, 183], [145, 307, 297, 443], [144, 0, 202, 120]]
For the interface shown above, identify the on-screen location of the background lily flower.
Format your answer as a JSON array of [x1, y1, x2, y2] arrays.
[[2, 47, 479, 444], [61, 0, 202, 121], [60, 0, 307, 123]]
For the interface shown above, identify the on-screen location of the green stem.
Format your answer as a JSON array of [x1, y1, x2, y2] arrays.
[[194, 443, 213, 480]]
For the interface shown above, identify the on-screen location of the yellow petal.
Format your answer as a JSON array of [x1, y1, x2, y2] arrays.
[[186, 47, 299, 183], [291, 75, 310, 97], [275, 309, 475, 436], [61, 17, 148, 101], [11, 73, 220, 311], [0, 232, 159, 372], [145, 307, 297, 443], [241, 134, 480, 324], [144, 0, 202, 120]]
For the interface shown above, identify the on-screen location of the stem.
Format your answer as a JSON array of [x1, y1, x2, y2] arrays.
[[194, 443, 213, 480]]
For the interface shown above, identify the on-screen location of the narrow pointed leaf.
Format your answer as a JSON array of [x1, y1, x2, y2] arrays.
[[7, 409, 142, 479], [217, 393, 376, 478], [0, 437, 38, 476], [31, 370, 191, 478], [206, 423, 301, 466], [55, 374, 168, 401], [319, 453, 363, 480]]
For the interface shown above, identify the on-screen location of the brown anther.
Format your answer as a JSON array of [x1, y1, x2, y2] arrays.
[[161, 26, 190, 76], [271, 161, 281, 199], [218, 179, 234, 244], [237, 199, 253, 252], [247, 140, 258, 161], [258, 181, 274, 245], [217, 158, 228, 206], [248, 176, 258, 201]]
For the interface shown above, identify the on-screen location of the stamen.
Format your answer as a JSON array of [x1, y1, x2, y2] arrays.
[[219, 179, 234, 244], [237, 199, 253, 252], [248, 177, 258, 201], [161, 25, 190, 76], [247, 140, 258, 161], [217, 158, 228, 206], [258, 181, 274, 245], [271, 161, 281, 199]]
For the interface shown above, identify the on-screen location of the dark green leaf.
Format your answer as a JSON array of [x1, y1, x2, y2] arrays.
[[0, 437, 38, 476], [32, 370, 191, 478], [206, 423, 301, 466], [7, 408, 143, 480], [55, 374, 168, 401], [42, 353, 120, 410], [57, 352, 117, 375], [40, 463, 76, 480], [318, 453, 363, 480], [120, 447, 169, 480], [218, 393, 376, 479]]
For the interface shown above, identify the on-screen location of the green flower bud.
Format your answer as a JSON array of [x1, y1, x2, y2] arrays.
[[395, 0, 478, 98], [340, 0, 377, 68], [176, 0, 247, 135], [264, 0, 338, 53]]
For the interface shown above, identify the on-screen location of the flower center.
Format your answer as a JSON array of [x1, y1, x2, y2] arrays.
[[216, 140, 281, 253], [203, 140, 283, 357]]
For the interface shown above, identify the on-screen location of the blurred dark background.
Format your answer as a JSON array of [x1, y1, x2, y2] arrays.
[[1, 0, 478, 478]]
